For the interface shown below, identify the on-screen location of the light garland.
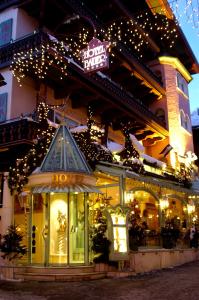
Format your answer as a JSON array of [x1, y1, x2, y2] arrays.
[[64, 13, 178, 62], [8, 102, 55, 194], [11, 38, 68, 85], [11, 7, 180, 84]]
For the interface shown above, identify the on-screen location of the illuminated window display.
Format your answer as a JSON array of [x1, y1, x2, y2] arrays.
[[49, 193, 68, 264], [111, 212, 127, 253], [15, 192, 87, 266], [95, 173, 120, 207], [69, 193, 85, 264], [125, 190, 160, 248]]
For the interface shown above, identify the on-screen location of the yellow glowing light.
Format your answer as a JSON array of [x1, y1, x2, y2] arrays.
[[159, 56, 192, 82], [159, 197, 169, 210], [113, 227, 127, 253], [111, 214, 126, 225], [187, 204, 195, 214], [125, 192, 134, 203], [113, 154, 121, 162], [170, 151, 176, 169]]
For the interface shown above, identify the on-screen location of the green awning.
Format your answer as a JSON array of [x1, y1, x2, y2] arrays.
[[32, 184, 103, 194]]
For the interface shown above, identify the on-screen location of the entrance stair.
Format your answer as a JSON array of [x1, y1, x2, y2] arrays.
[[14, 265, 106, 281]]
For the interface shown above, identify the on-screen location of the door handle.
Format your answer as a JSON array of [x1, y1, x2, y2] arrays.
[[42, 225, 48, 239]]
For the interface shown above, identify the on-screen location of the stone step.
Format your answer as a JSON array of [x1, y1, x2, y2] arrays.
[[14, 265, 95, 275], [107, 271, 136, 278], [14, 271, 106, 282]]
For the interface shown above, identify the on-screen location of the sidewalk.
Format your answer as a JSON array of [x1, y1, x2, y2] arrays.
[[0, 260, 199, 300]]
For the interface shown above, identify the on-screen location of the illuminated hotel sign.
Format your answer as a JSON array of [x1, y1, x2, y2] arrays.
[[81, 38, 109, 73], [53, 174, 68, 184]]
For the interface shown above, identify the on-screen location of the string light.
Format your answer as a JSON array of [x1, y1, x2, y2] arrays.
[[11, 38, 68, 85], [8, 102, 55, 194], [11, 7, 180, 82], [64, 13, 178, 61]]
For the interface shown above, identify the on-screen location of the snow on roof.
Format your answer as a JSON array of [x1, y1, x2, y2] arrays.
[[130, 134, 144, 153], [141, 153, 166, 168], [107, 141, 124, 153], [70, 125, 88, 133]]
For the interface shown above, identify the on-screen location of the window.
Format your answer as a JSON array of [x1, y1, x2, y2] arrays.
[[177, 72, 188, 96], [184, 115, 191, 132], [0, 19, 13, 46], [180, 110, 185, 128], [180, 109, 191, 132], [155, 108, 166, 124], [0, 93, 7, 122], [49, 109, 78, 127]]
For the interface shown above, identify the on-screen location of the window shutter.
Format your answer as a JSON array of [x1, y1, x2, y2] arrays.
[[0, 19, 13, 46], [0, 93, 8, 122]]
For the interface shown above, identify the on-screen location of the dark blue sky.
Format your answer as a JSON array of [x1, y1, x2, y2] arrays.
[[181, 21, 199, 112]]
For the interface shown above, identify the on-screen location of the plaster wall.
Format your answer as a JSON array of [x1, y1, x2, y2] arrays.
[[0, 68, 13, 120], [130, 249, 199, 273], [0, 175, 13, 236], [15, 9, 38, 39], [0, 7, 39, 41], [0, 7, 17, 40], [10, 77, 36, 118]]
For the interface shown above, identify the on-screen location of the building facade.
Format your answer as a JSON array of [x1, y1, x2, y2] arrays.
[[0, 0, 199, 278]]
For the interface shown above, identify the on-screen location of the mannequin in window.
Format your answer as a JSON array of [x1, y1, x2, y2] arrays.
[[57, 210, 67, 254]]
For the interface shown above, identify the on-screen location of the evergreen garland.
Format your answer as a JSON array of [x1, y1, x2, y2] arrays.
[[119, 123, 140, 160], [72, 106, 113, 169], [8, 102, 55, 194], [117, 123, 145, 173]]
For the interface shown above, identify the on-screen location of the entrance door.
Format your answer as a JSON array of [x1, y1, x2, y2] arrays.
[[69, 193, 85, 264], [30, 192, 86, 265], [49, 193, 68, 264], [31, 193, 48, 265]]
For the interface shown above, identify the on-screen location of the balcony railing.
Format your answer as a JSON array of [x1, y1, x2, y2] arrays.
[[0, 30, 167, 134], [0, 117, 38, 147], [0, 31, 49, 68]]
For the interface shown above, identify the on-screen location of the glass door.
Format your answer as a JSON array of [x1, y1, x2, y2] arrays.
[[69, 193, 85, 264], [30, 192, 87, 265], [31, 193, 48, 265], [49, 193, 68, 264]]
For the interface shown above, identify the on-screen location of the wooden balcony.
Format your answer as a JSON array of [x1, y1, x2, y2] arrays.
[[0, 31, 49, 68], [0, 117, 39, 171], [0, 30, 168, 139], [0, 117, 38, 146]]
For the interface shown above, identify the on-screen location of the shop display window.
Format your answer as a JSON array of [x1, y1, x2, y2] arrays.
[[126, 190, 160, 248], [111, 212, 127, 253]]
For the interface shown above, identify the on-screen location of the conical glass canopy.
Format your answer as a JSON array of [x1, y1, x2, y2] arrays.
[[40, 126, 91, 174]]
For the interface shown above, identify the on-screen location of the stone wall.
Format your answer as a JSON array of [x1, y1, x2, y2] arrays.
[[129, 248, 199, 273]]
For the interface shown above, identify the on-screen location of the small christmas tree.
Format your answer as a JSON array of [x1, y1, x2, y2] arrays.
[[0, 225, 27, 261], [90, 209, 111, 263]]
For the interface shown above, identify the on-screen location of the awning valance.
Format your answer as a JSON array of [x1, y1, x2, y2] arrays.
[[31, 184, 103, 194]]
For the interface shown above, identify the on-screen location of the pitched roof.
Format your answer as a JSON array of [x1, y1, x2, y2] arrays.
[[40, 125, 91, 174]]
